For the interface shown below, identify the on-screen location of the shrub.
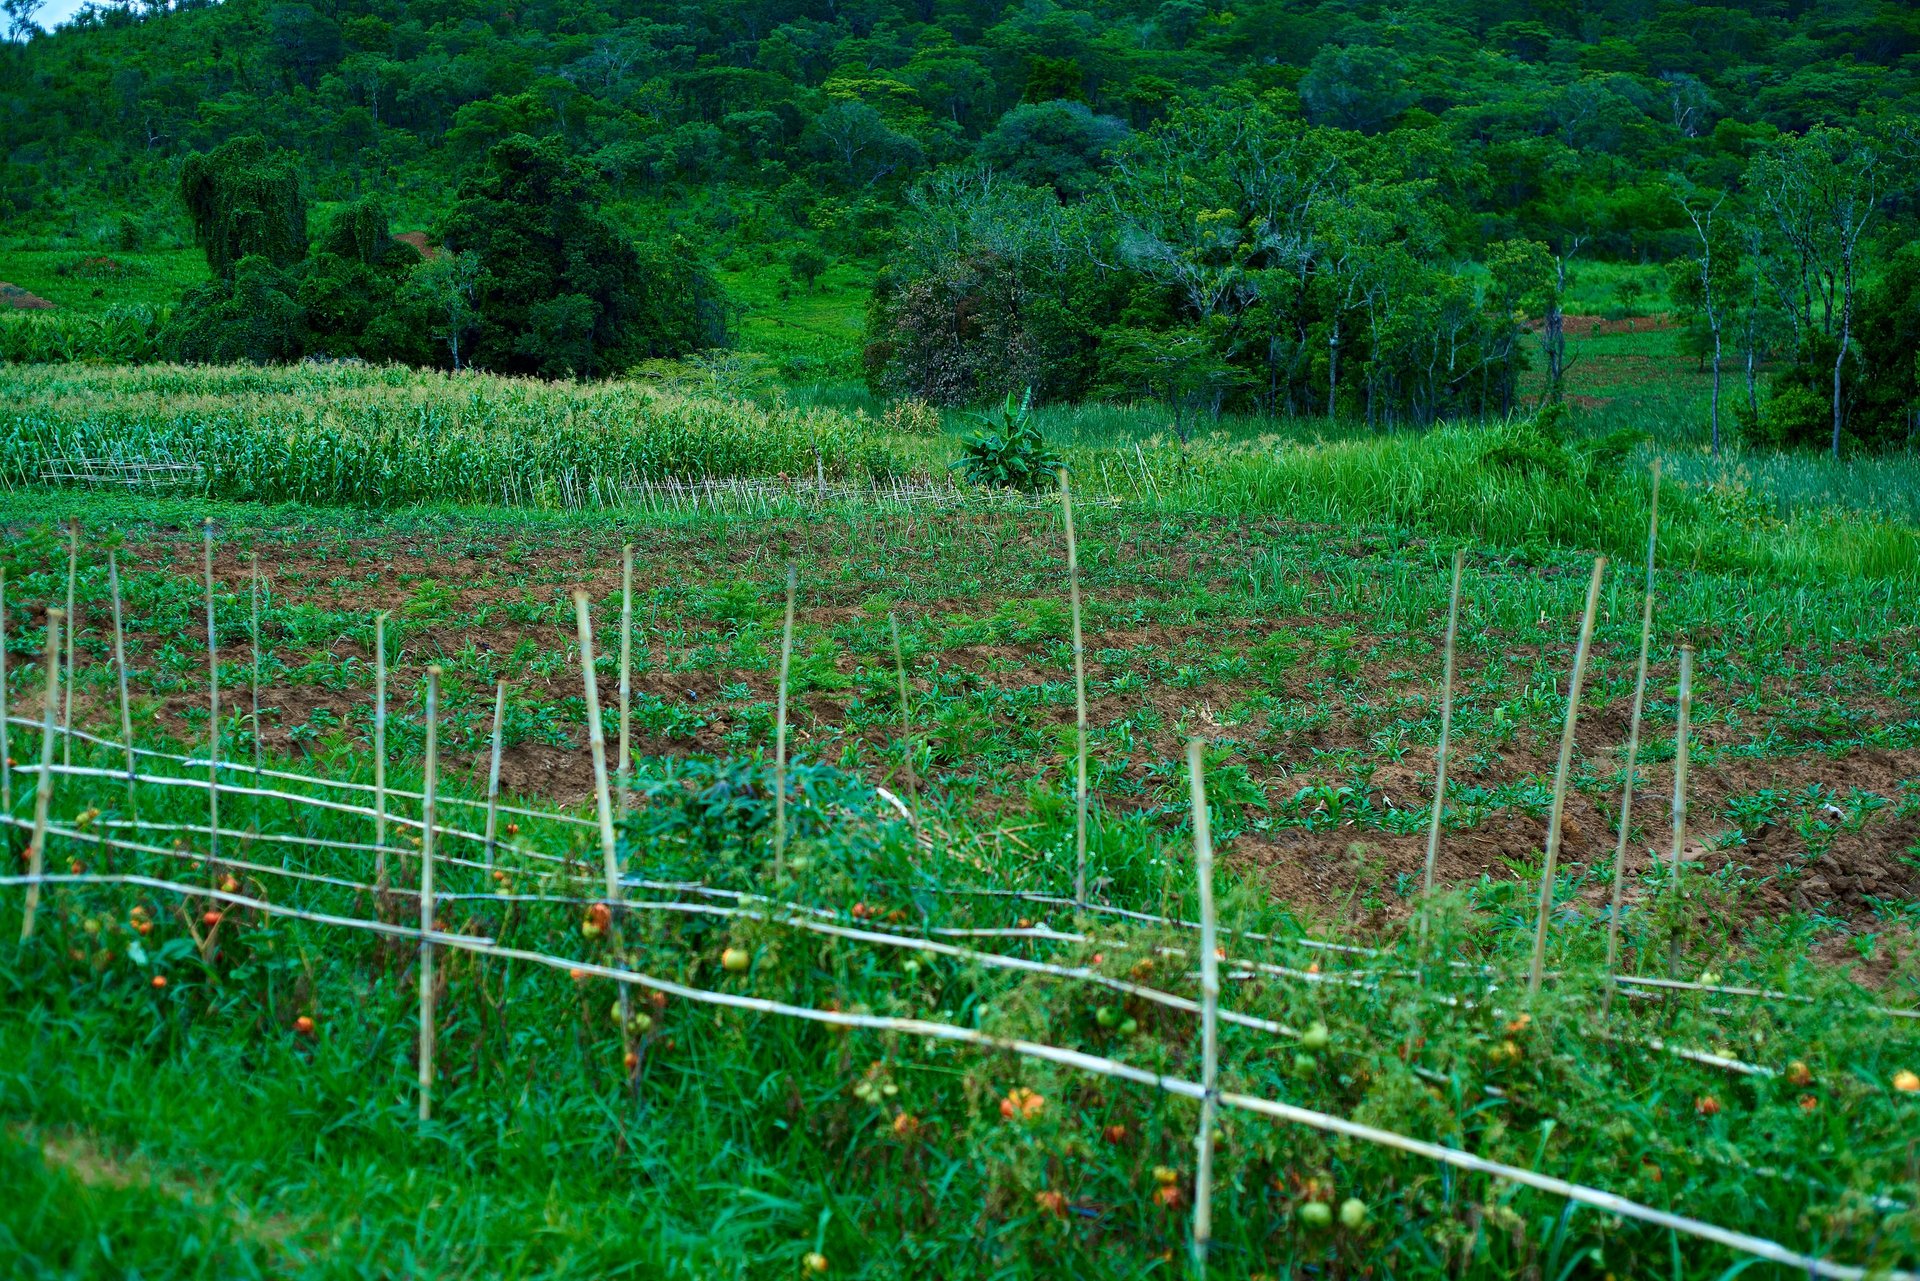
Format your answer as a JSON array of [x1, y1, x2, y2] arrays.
[[951, 389, 1061, 491]]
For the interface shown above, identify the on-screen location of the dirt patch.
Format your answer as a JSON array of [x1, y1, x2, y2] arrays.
[[1, 282, 55, 310], [393, 232, 439, 260]]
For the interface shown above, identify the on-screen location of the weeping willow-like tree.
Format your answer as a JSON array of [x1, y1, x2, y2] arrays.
[[179, 135, 307, 278]]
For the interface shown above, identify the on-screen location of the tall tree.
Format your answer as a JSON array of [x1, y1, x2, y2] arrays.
[[179, 135, 308, 278]]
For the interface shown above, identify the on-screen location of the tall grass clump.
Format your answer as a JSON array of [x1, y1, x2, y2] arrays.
[[1148, 422, 1920, 583], [0, 363, 916, 506]]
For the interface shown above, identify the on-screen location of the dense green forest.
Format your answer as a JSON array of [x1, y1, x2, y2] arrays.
[[3, 0, 1919, 450]]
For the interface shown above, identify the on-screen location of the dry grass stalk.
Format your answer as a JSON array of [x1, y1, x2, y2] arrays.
[[483, 679, 507, 870], [107, 550, 136, 817], [773, 563, 796, 876], [19, 608, 63, 942], [572, 589, 635, 1071], [1667, 644, 1695, 979], [1604, 460, 1661, 1014], [61, 518, 77, 767], [1061, 469, 1092, 908], [418, 664, 442, 1123], [1186, 738, 1220, 1275], [1527, 557, 1607, 996], [889, 612, 917, 816]]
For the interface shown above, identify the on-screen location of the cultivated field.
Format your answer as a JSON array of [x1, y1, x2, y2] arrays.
[[2, 367, 1918, 1280]]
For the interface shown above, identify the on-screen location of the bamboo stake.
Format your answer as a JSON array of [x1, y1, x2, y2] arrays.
[[888, 612, 917, 816], [202, 519, 220, 862], [773, 563, 796, 877], [0, 569, 11, 816], [1604, 462, 1660, 1014], [1187, 738, 1220, 1277], [1527, 557, 1607, 996], [248, 551, 263, 771], [572, 589, 634, 1071], [373, 612, 388, 889], [61, 518, 77, 768], [418, 664, 441, 1124], [1061, 469, 1092, 908], [20, 609, 62, 941], [617, 543, 633, 820], [483, 679, 506, 870], [1667, 645, 1695, 980], [107, 550, 135, 817], [1419, 549, 1465, 906]]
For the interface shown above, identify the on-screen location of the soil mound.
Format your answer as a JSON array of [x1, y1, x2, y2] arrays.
[[0, 282, 55, 310]]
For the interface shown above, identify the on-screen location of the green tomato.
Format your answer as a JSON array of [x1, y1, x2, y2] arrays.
[[1339, 1197, 1367, 1229], [1301, 1020, 1330, 1051], [1299, 1201, 1333, 1229], [1119, 1017, 1139, 1036], [1095, 1005, 1120, 1029], [1292, 1053, 1318, 1077]]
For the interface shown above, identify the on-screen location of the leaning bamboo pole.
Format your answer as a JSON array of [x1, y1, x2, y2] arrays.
[[1186, 738, 1220, 1277], [61, 518, 77, 767], [202, 519, 220, 862], [19, 608, 62, 942], [573, 589, 635, 1073], [107, 549, 136, 818], [1419, 549, 1465, 907], [1061, 469, 1091, 908], [1667, 645, 1695, 980], [483, 679, 506, 870], [373, 612, 389, 889], [1527, 557, 1606, 996], [1604, 462, 1661, 1014], [0, 569, 11, 816], [417, 665, 441, 1124], [889, 612, 917, 816], [773, 564, 796, 876], [618, 544, 634, 818], [248, 552, 263, 771]]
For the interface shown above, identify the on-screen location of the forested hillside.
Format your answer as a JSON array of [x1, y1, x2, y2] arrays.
[[3, 0, 1918, 447]]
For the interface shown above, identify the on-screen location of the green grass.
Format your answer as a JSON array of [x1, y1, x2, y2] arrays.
[[0, 248, 206, 317]]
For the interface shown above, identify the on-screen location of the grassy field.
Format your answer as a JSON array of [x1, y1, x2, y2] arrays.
[[1, 470, 1918, 1278]]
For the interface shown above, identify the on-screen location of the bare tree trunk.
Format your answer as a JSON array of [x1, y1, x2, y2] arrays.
[[1327, 315, 1339, 419]]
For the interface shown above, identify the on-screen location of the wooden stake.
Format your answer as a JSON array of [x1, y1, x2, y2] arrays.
[[483, 679, 506, 870], [249, 551, 263, 771], [1419, 549, 1465, 907], [889, 611, 917, 815], [773, 563, 796, 877], [572, 590, 634, 1070], [107, 550, 135, 817], [61, 518, 77, 767], [617, 543, 633, 819], [202, 518, 220, 862], [1062, 469, 1092, 908], [20, 609, 62, 942], [1527, 557, 1607, 996], [418, 665, 441, 1123], [1667, 645, 1695, 980], [373, 612, 388, 890], [1186, 738, 1219, 1276], [1604, 462, 1661, 1014], [1, 569, 11, 816]]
